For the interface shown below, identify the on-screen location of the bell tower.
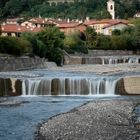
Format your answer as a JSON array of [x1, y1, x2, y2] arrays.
[[107, 0, 115, 19]]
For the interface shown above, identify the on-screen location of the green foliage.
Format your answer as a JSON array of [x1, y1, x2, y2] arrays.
[[84, 27, 97, 49], [112, 29, 121, 36], [37, 27, 65, 49], [22, 27, 65, 65], [95, 35, 112, 50], [0, 0, 139, 19], [21, 32, 46, 57], [64, 33, 88, 54], [36, 27, 65, 65], [0, 36, 31, 56]]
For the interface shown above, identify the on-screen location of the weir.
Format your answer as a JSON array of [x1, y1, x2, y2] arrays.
[[22, 77, 119, 96], [82, 56, 140, 65]]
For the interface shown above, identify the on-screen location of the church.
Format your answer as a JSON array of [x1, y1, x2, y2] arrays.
[[107, 0, 115, 19]]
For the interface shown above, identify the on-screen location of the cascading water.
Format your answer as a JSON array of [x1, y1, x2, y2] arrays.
[[83, 56, 140, 65], [102, 57, 140, 65], [22, 77, 119, 96]]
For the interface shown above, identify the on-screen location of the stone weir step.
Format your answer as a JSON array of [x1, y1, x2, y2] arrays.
[[0, 76, 140, 96]]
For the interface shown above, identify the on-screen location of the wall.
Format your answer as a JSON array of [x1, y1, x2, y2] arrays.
[[74, 50, 140, 57], [64, 50, 140, 65], [0, 56, 48, 72], [116, 77, 140, 95]]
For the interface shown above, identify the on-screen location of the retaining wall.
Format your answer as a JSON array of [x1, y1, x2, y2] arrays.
[[73, 50, 140, 57], [64, 50, 140, 65], [116, 77, 140, 95], [0, 56, 48, 71]]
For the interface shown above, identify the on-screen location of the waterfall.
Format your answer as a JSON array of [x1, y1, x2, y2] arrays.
[[22, 77, 118, 96], [102, 57, 139, 65]]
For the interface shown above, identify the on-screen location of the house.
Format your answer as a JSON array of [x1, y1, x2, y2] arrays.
[[84, 19, 128, 35], [0, 24, 43, 37], [56, 21, 86, 35], [84, 19, 115, 34], [6, 18, 19, 24], [47, 0, 74, 6], [102, 21, 128, 35], [28, 18, 57, 28]]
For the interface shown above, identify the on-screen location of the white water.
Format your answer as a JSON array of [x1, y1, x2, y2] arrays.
[[102, 57, 140, 65], [22, 77, 119, 96]]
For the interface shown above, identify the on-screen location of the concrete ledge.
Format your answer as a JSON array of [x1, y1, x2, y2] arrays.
[[116, 77, 140, 95]]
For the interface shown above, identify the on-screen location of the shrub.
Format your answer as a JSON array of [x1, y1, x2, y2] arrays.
[[0, 36, 31, 56]]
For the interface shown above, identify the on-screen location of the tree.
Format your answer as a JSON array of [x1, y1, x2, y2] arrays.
[[84, 26, 97, 49], [0, 36, 31, 56], [96, 35, 112, 50], [112, 29, 121, 36], [64, 33, 88, 54], [36, 27, 65, 65]]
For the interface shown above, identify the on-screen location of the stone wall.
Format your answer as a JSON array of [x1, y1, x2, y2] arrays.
[[73, 50, 140, 57], [64, 50, 140, 65], [0, 56, 48, 72], [0, 78, 22, 96], [116, 77, 140, 95]]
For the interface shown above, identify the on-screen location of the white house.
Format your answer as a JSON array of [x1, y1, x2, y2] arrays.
[[102, 21, 128, 35]]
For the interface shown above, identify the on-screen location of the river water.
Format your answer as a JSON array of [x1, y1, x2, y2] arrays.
[[0, 67, 140, 140], [0, 95, 120, 140]]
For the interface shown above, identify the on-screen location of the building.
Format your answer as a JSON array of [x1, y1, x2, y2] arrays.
[[107, 0, 115, 19], [48, 0, 74, 6], [84, 19, 128, 35], [84, 19, 114, 34], [0, 24, 43, 37], [28, 18, 57, 28], [56, 21, 86, 34], [102, 21, 128, 35]]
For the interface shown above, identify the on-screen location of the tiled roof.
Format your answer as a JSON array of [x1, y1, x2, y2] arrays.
[[84, 19, 128, 25], [1, 24, 43, 33], [57, 22, 82, 28], [29, 18, 57, 25], [102, 21, 128, 29]]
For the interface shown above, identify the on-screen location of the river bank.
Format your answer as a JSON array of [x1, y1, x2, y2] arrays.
[[36, 97, 140, 140]]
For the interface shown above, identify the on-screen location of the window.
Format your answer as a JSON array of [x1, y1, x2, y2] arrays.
[[110, 5, 113, 10]]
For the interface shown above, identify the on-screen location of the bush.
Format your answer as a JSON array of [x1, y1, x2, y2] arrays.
[[95, 35, 112, 50], [64, 33, 88, 54], [0, 36, 31, 56]]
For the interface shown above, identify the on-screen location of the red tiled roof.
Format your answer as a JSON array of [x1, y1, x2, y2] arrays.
[[84, 19, 128, 25], [102, 21, 128, 29], [57, 22, 82, 28], [29, 18, 57, 25], [1, 24, 43, 33]]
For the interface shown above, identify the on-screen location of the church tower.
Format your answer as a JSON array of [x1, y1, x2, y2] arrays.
[[107, 0, 115, 19]]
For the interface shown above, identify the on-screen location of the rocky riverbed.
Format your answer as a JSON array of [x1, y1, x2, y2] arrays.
[[36, 98, 140, 140]]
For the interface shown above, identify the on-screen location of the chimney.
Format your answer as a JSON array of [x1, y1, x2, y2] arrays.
[[67, 18, 70, 23], [86, 17, 90, 21]]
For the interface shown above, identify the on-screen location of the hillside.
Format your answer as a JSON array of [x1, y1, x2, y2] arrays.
[[0, 0, 139, 19]]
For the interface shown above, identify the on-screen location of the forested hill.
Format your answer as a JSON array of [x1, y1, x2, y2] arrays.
[[0, 0, 139, 19]]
